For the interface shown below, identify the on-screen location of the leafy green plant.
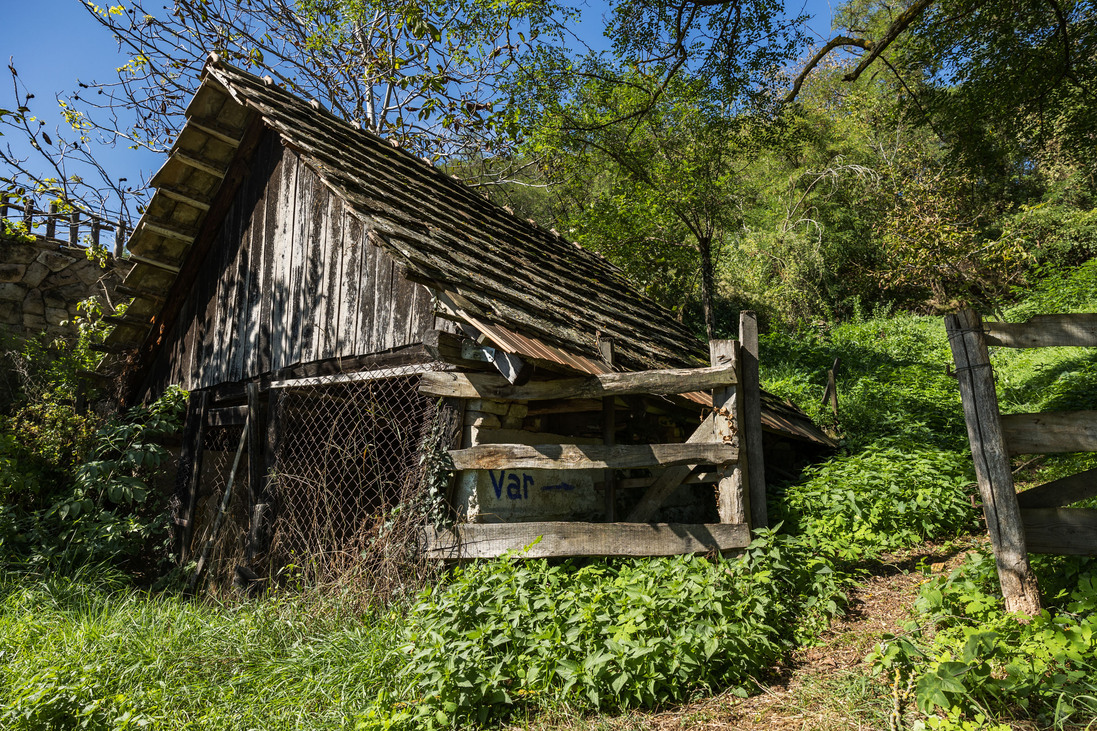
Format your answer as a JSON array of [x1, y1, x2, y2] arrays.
[[870, 551, 1097, 729], [363, 529, 849, 728], [774, 442, 977, 560]]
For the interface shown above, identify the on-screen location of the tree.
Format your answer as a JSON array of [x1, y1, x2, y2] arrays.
[[2, 0, 569, 216]]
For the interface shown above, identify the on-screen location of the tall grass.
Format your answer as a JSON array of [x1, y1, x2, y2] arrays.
[[0, 570, 402, 730]]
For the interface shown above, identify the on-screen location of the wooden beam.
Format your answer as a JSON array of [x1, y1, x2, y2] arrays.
[[448, 442, 737, 471], [712, 340, 747, 525], [618, 470, 718, 489], [419, 364, 737, 401], [984, 314, 1097, 348], [173, 150, 228, 178], [141, 220, 197, 243], [600, 334, 616, 522], [946, 309, 1041, 615], [186, 119, 245, 147], [1016, 468, 1097, 509], [424, 521, 751, 560], [207, 405, 248, 427], [627, 414, 717, 522], [1021, 508, 1097, 555], [1001, 411, 1097, 455], [126, 252, 183, 274], [156, 186, 212, 211], [740, 312, 767, 529]]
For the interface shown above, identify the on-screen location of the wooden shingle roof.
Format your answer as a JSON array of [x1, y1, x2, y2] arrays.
[[123, 57, 707, 372], [106, 56, 835, 448]]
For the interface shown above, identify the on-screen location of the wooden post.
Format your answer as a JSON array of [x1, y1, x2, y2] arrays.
[[711, 340, 748, 525], [946, 309, 1041, 615], [0, 193, 8, 220], [114, 218, 126, 258], [46, 202, 58, 239], [179, 391, 210, 562], [23, 199, 34, 230], [599, 335, 616, 521], [69, 209, 80, 247], [739, 311, 767, 529], [245, 382, 265, 562], [90, 218, 101, 250], [822, 357, 840, 419]]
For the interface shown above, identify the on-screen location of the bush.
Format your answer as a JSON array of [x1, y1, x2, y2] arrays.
[[870, 551, 1097, 729], [774, 442, 978, 560], [364, 529, 850, 728]]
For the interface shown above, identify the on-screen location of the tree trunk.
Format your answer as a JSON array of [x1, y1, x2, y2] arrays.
[[698, 237, 716, 340]]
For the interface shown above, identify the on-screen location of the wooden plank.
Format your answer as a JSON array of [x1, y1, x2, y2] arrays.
[[946, 308, 1041, 615], [179, 390, 209, 561], [449, 442, 736, 471], [269, 147, 298, 371], [298, 165, 323, 364], [1021, 508, 1097, 555], [207, 405, 248, 426], [256, 134, 281, 375], [157, 186, 212, 211], [626, 414, 717, 522], [1001, 411, 1097, 455], [984, 314, 1097, 348], [712, 340, 747, 525], [740, 312, 767, 529], [424, 521, 751, 560], [1016, 468, 1097, 509], [419, 364, 738, 401]]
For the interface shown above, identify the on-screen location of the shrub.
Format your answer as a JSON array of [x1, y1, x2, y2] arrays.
[[364, 529, 850, 728]]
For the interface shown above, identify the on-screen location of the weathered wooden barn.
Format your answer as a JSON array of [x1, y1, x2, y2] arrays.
[[102, 56, 834, 579]]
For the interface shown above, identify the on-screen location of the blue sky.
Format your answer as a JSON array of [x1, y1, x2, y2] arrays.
[[5, 0, 840, 219]]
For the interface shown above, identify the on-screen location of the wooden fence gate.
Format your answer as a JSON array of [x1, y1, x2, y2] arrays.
[[946, 309, 1097, 615]]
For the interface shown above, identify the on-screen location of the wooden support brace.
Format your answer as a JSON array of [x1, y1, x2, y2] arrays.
[[946, 309, 1041, 615], [626, 414, 716, 522]]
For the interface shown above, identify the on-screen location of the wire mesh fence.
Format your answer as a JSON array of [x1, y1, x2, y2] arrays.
[[187, 365, 461, 601]]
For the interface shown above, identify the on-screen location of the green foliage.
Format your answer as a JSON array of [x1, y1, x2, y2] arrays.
[[775, 444, 977, 560], [365, 529, 849, 728], [870, 551, 1097, 729]]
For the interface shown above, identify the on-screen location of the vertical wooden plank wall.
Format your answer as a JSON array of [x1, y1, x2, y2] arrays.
[[140, 130, 445, 397]]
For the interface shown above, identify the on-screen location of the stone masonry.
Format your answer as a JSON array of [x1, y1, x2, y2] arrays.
[[0, 235, 127, 340]]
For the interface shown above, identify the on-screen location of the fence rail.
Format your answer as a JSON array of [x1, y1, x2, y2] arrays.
[[0, 194, 129, 257]]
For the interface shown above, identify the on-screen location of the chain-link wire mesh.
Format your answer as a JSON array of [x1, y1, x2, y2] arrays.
[[188, 366, 460, 602]]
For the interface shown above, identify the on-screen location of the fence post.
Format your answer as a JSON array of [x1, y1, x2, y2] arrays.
[[0, 193, 8, 220], [114, 217, 126, 258], [599, 334, 616, 522], [711, 339, 748, 525], [23, 199, 34, 231], [69, 209, 81, 248], [739, 311, 767, 529], [946, 308, 1042, 615], [91, 218, 101, 250], [46, 201, 58, 239]]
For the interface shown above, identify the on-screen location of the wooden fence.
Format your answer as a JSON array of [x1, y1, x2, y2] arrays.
[[0, 194, 129, 256], [420, 314, 767, 560], [946, 309, 1097, 615]]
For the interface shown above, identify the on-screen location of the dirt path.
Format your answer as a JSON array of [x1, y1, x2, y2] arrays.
[[513, 537, 983, 731]]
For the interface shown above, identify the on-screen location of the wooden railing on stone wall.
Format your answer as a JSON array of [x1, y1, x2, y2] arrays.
[[946, 309, 1097, 616], [1, 194, 129, 257]]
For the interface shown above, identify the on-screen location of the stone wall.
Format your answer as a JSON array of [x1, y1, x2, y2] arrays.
[[0, 236, 127, 340]]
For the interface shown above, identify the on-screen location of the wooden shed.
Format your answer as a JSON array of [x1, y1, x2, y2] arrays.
[[102, 56, 835, 579]]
